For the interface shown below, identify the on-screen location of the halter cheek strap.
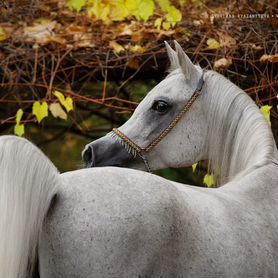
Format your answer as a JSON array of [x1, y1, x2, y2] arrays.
[[110, 72, 205, 172]]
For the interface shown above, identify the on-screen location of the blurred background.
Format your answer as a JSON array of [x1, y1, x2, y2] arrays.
[[0, 0, 277, 186]]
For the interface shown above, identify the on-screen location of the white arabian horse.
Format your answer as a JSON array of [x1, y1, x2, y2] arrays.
[[0, 42, 277, 278]]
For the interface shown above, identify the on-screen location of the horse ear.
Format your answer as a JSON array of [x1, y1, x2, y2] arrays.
[[164, 41, 179, 70], [174, 41, 200, 86]]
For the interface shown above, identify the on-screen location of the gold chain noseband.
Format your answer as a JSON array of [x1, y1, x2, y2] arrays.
[[110, 73, 204, 172]]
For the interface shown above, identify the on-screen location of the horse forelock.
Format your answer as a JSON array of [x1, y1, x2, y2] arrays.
[[203, 71, 275, 185]]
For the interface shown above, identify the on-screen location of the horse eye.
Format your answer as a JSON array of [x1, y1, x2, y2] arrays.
[[151, 100, 170, 113]]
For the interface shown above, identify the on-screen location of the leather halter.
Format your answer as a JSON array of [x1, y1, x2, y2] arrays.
[[110, 72, 205, 172]]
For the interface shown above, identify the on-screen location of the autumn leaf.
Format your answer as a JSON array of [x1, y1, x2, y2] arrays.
[[206, 38, 221, 50], [54, 91, 74, 112], [166, 6, 182, 27], [216, 30, 236, 48], [130, 44, 146, 53], [109, 0, 129, 21], [192, 163, 198, 173], [260, 105, 272, 126], [251, 44, 263, 51], [14, 124, 25, 137], [154, 18, 163, 30], [162, 21, 171, 30], [213, 57, 232, 70], [49, 103, 67, 120], [203, 174, 215, 188], [0, 26, 9, 41], [109, 41, 125, 53], [119, 24, 133, 36], [23, 20, 57, 45], [32, 101, 49, 123], [156, 0, 170, 11], [126, 0, 154, 22], [260, 54, 278, 63], [67, 0, 86, 12], [14, 109, 24, 137], [137, 0, 155, 22], [88, 1, 110, 22]]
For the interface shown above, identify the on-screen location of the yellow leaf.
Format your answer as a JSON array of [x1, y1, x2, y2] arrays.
[[203, 174, 215, 188], [166, 6, 182, 27], [260, 105, 272, 126], [110, 0, 129, 20], [32, 101, 48, 123], [130, 44, 146, 53], [125, 0, 140, 11], [162, 21, 171, 30], [192, 163, 198, 173], [15, 108, 23, 124], [128, 0, 154, 22], [109, 41, 125, 53], [54, 91, 74, 113], [14, 124, 25, 137], [14, 109, 25, 137], [213, 57, 232, 70], [156, 0, 170, 11], [67, 0, 86, 12], [154, 18, 163, 30], [0, 26, 9, 41], [88, 1, 110, 22], [49, 103, 68, 120], [206, 38, 221, 50]]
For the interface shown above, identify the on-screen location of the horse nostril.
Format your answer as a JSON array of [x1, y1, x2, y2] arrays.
[[82, 146, 94, 167]]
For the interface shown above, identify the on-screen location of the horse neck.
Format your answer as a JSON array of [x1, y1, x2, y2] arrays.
[[203, 71, 276, 186]]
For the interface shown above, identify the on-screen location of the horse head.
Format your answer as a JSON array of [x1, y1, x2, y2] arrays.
[[82, 41, 208, 172]]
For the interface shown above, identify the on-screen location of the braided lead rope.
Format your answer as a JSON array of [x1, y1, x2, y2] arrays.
[[139, 154, 152, 173], [112, 128, 143, 155], [111, 128, 152, 172], [145, 92, 201, 152]]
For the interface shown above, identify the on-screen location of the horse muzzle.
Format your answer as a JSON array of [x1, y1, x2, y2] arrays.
[[82, 135, 140, 169]]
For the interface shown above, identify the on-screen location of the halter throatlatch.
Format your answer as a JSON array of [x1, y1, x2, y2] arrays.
[[110, 73, 205, 172]]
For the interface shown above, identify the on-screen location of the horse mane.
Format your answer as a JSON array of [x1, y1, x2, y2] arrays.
[[203, 70, 275, 185]]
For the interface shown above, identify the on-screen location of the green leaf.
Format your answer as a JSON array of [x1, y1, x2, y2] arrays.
[[203, 174, 215, 188], [162, 21, 171, 30], [32, 101, 48, 123], [67, 0, 86, 12], [125, 0, 140, 11], [54, 91, 74, 113], [128, 0, 154, 21], [192, 163, 198, 173], [15, 108, 23, 124], [49, 103, 68, 120], [166, 5, 182, 27], [156, 0, 170, 11], [260, 105, 272, 126], [14, 109, 25, 136], [154, 18, 163, 30], [14, 124, 25, 137]]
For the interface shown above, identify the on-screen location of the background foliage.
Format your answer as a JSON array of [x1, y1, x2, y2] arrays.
[[0, 0, 277, 186]]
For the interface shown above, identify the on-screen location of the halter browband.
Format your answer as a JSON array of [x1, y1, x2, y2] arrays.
[[110, 72, 205, 172]]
